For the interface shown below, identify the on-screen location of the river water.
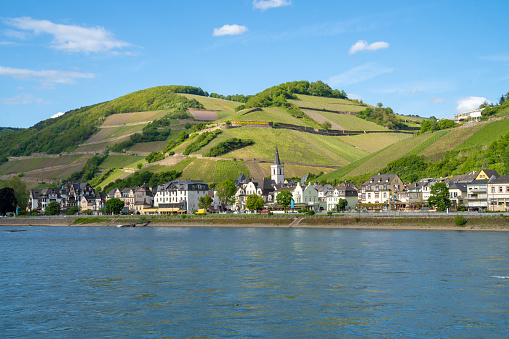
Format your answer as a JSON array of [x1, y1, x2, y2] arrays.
[[1, 226, 508, 338]]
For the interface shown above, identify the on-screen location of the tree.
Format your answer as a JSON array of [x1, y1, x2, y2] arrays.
[[199, 195, 213, 210], [336, 198, 348, 211], [0, 176, 28, 212], [276, 190, 293, 212], [45, 201, 61, 215], [428, 182, 451, 212], [67, 206, 80, 215], [322, 121, 332, 131], [216, 179, 237, 211], [246, 194, 265, 212], [0, 187, 17, 215], [105, 198, 125, 214]]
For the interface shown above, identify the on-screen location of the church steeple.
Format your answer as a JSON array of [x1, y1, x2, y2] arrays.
[[271, 147, 284, 184], [274, 146, 281, 165]]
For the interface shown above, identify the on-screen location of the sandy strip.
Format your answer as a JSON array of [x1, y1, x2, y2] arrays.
[[1, 218, 508, 231]]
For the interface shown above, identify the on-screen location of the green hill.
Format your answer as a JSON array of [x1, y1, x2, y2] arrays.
[[3, 81, 507, 192]]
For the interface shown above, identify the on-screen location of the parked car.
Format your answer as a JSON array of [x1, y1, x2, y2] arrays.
[[261, 209, 269, 213]]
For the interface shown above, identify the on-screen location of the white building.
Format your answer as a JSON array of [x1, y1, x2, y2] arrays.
[[271, 147, 284, 184], [487, 175, 509, 211], [454, 109, 483, 124], [154, 180, 209, 213], [326, 182, 358, 211]]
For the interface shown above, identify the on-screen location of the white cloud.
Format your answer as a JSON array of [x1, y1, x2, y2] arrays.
[[411, 88, 420, 94], [213, 24, 249, 37], [0, 66, 95, 85], [4, 17, 130, 54], [1, 93, 51, 105], [328, 63, 393, 86], [253, 0, 291, 10], [456, 96, 489, 113], [51, 112, 65, 119], [349, 40, 389, 55]]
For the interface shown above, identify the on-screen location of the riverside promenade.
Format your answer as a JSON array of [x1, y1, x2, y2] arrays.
[[1, 212, 509, 231]]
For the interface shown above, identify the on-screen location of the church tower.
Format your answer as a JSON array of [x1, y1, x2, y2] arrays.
[[271, 147, 284, 184]]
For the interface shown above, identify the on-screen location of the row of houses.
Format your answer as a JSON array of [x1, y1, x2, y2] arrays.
[[29, 180, 214, 215], [28, 147, 509, 214], [358, 169, 509, 211]]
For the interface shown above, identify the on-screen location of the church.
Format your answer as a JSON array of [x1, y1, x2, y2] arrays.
[[271, 147, 284, 184]]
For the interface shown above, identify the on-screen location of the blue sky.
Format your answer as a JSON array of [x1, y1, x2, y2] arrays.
[[1, 0, 508, 128]]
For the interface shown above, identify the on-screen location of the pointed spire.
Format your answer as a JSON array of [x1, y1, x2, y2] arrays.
[[274, 147, 281, 165]]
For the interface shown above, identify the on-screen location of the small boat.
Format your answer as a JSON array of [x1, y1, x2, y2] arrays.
[[116, 223, 136, 228]]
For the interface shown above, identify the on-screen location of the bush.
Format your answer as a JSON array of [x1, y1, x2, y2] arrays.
[[355, 217, 361, 223], [454, 215, 467, 226], [306, 210, 315, 216]]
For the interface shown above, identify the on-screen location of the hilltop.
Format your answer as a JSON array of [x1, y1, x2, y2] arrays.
[[1, 81, 507, 193]]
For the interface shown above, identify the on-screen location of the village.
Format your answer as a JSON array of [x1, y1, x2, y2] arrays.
[[26, 146, 509, 216]]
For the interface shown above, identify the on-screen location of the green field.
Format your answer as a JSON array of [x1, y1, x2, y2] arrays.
[[0, 155, 85, 175], [339, 133, 410, 153], [180, 94, 239, 120], [407, 130, 450, 156], [94, 168, 132, 190], [457, 119, 509, 150], [86, 124, 145, 144], [302, 109, 388, 131], [320, 131, 438, 181], [128, 141, 169, 153], [288, 94, 370, 112], [99, 154, 145, 169], [101, 110, 170, 126], [417, 124, 483, 160], [177, 127, 369, 166], [223, 107, 316, 127], [28, 163, 86, 180]]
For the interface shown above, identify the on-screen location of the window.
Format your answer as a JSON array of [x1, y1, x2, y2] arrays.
[[500, 187, 503, 193], [492, 187, 496, 193]]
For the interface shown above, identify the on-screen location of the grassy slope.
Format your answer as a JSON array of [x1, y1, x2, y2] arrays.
[[180, 94, 239, 120], [417, 124, 484, 160], [288, 94, 370, 112], [176, 127, 369, 166], [222, 107, 316, 127], [0, 155, 86, 175], [99, 155, 145, 169], [303, 110, 388, 131], [101, 110, 170, 126], [457, 119, 509, 150], [319, 132, 437, 181], [339, 133, 411, 153]]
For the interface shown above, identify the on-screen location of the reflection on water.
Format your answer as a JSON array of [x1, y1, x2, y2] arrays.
[[1, 227, 508, 337]]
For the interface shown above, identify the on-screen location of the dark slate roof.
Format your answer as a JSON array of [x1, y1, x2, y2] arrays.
[[481, 169, 499, 179], [235, 173, 246, 187], [274, 147, 281, 165], [452, 171, 479, 183], [488, 175, 509, 184], [363, 173, 398, 186], [468, 179, 489, 185], [448, 183, 468, 192]]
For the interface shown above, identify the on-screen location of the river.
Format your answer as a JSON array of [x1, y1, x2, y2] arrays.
[[1, 226, 508, 338]]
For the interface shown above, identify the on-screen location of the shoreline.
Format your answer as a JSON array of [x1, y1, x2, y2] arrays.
[[1, 216, 509, 231]]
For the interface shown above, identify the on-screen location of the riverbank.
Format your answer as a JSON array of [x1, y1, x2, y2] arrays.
[[1, 215, 509, 231]]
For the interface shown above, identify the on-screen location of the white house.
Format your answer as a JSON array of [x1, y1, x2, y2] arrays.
[[487, 175, 509, 211], [326, 182, 358, 211], [154, 180, 209, 213], [454, 109, 483, 124]]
